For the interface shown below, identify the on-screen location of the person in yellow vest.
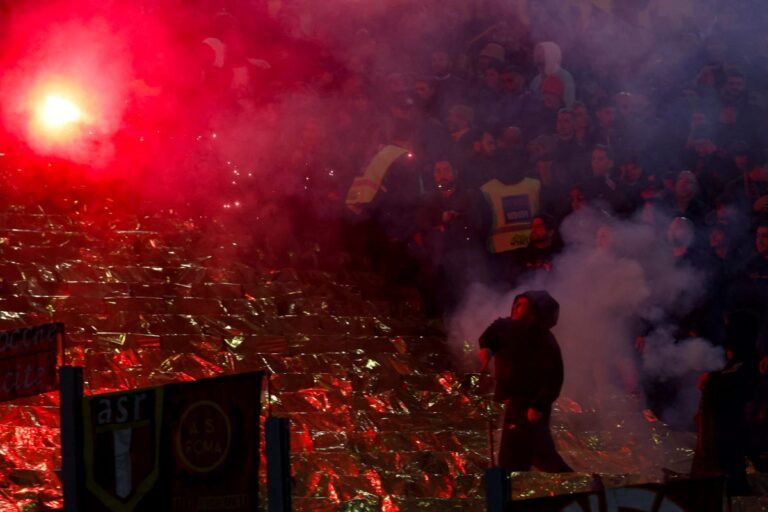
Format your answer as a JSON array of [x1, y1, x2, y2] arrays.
[[481, 175, 542, 254]]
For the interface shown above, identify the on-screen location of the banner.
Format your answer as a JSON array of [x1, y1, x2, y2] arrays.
[[0, 323, 62, 402], [82, 387, 164, 511], [166, 372, 262, 511], [507, 477, 724, 512], [80, 371, 263, 511]]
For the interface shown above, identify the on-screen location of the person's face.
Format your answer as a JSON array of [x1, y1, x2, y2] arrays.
[[529, 217, 551, 244], [756, 227, 768, 256], [433, 161, 456, 188], [432, 52, 450, 75], [556, 111, 574, 139], [591, 149, 612, 177], [621, 162, 643, 183], [596, 106, 615, 128], [478, 132, 496, 155], [414, 81, 433, 100], [710, 229, 726, 250], [500, 127, 522, 147], [725, 76, 745, 97], [484, 67, 501, 90], [501, 71, 523, 94], [668, 218, 693, 247], [573, 105, 589, 128], [719, 106, 738, 125], [570, 187, 585, 211], [447, 109, 467, 132], [675, 173, 697, 199], [511, 296, 532, 322], [694, 139, 717, 156], [716, 203, 731, 224]]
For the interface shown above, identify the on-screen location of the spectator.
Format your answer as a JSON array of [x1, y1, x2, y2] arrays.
[[529, 41, 575, 107], [415, 159, 483, 314], [446, 104, 475, 162], [478, 291, 573, 472], [432, 50, 467, 116], [592, 101, 623, 149], [664, 170, 708, 225], [581, 144, 625, 213], [462, 129, 502, 189], [726, 149, 768, 216], [617, 155, 650, 214], [667, 216, 700, 266], [693, 310, 761, 495], [571, 100, 593, 148], [479, 165, 542, 254], [553, 108, 589, 181], [518, 214, 562, 273], [414, 77, 439, 119]]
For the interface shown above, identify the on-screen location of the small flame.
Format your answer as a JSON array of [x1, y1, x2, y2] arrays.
[[39, 95, 82, 129]]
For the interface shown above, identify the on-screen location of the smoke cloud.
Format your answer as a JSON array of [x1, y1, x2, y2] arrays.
[[448, 207, 725, 442], [0, 7, 133, 166]]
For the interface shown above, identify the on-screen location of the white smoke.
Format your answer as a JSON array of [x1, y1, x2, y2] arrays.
[[448, 207, 725, 426]]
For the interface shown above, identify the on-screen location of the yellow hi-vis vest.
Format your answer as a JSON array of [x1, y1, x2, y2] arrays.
[[345, 145, 409, 212], [481, 178, 541, 253]]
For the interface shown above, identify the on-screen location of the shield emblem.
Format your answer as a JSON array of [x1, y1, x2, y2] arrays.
[[82, 387, 164, 512]]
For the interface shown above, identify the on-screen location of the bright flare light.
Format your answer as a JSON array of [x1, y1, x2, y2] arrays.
[[39, 95, 82, 129]]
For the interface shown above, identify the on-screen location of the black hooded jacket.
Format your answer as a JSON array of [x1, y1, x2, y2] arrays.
[[479, 290, 565, 409]]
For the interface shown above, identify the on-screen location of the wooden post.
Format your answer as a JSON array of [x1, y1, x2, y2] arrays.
[[485, 467, 510, 512], [266, 416, 291, 512], [60, 366, 84, 512]]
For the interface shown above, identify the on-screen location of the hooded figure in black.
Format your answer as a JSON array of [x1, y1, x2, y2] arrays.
[[692, 310, 761, 496], [479, 290, 573, 472]]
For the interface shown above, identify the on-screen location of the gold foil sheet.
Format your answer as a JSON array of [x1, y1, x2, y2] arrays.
[[0, 205, 749, 511]]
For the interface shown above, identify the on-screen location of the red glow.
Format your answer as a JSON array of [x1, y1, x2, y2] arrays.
[[328, 479, 340, 504], [382, 495, 400, 512], [364, 469, 384, 495]]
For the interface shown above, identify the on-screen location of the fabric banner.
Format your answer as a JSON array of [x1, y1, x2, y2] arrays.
[[80, 371, 263, 511], [0, 323, 62, 402]]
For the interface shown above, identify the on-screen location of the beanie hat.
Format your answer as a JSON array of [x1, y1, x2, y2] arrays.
[[479, 43, 505, 63]]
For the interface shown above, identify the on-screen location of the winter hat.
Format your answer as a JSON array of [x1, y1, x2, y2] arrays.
[[479, 43, 505, 63], [515, 290, 560, 329]]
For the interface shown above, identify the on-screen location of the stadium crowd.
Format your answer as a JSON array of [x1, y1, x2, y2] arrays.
[[192, 0, 768, 495]]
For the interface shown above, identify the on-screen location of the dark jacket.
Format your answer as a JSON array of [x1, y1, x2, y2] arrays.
[[479, 291, 565, 409]]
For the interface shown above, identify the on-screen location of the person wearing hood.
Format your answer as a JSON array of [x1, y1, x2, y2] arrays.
[[479, 291, 573, 472], [529, 42, 576, 107], [693, 310, 761, 496]]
